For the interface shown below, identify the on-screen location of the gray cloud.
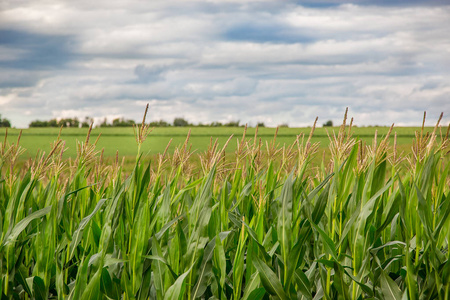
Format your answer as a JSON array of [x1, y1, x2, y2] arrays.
[[0, 29, 77, 70], [0, 0, 449, 128], [134, 64, 166, 83], [0, 69, 42, 88]]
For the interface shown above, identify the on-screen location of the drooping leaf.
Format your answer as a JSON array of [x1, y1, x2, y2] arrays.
[[3, 206, 51, 246]]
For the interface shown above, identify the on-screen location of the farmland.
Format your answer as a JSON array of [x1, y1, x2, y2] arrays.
[[0, 112, 449, 299], [1, 125, 420, 159]]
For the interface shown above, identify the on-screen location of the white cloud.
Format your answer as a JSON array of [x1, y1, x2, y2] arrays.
[[0, 0, 449, 128], [0, 94, 14, 106]]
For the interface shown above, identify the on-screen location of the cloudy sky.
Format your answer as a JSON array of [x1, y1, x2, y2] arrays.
[[1, 0, 449, 128]]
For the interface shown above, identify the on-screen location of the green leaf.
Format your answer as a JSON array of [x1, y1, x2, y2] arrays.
[[155, 214, 185, 240], [246, 287, 266, 300], [360, 179, 393, 222], [81, 267, 102, 300], [311, 181, 331, 224], [68, 199, 107, 259], [242, 272, 261, 300], [380, 271, 402, 300], [4, 206, 51, 245], [144, 254, 177, 279], [434, 193, 450, 240], [243, 221, 271, 261], [164, 266, 192, 300], [309, 221, 338, 261], [58, 184, 97, 220], [342, 268, 374, 297], [33, 276, 47, 300], [337, 200, 361, 249], [284, 236, 305, 292], [277, 173, 293, 280], [376, 193, 401, 234], [332, 262, 350, 300], [88, 253, 125, 268], [14, 267, 32, 297], [294, 268, 312, 300], [370, 241, 406, 254], [415, 184, 433, 240], [214, 232, 227, 291], [100, 268, 119, 300], [68, 257, 89, 300], [191, 236, 217, 298], [252, 256, 288, 300]]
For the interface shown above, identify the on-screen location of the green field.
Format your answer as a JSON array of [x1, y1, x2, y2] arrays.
[[0, 126, 421, 160]]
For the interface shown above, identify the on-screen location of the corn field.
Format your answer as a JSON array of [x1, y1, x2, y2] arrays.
[[1, 108, 449, 299]]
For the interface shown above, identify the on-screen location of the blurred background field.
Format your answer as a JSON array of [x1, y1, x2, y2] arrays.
[[0, 125, 429, 174], [1, 126, 421, 157]]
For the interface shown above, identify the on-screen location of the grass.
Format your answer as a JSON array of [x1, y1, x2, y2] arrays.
[[0, 109, 449, 299]]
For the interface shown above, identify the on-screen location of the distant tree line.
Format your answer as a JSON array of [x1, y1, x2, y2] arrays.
[[323, 120, 333, 127], [99, 118, 136, 127], [0, 115, 11, 128], [171, 119, 266, 127], [147, 119, 259, 127], [28, 117, 133, 128], [30, 117, 104, 128], [27, 117, 264, 128], [29, 117, 85, 128]]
